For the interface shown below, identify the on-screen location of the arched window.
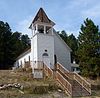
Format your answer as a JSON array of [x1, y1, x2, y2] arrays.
[[42, 53, 49, 57]]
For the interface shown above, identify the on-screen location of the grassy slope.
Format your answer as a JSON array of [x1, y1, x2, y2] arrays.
[[0, 69, 100, 98], [0, 69, 67, 98]]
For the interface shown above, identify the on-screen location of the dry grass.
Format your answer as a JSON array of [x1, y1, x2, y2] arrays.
[[0, 68, 63, 98], [0, 69, 100, 98]]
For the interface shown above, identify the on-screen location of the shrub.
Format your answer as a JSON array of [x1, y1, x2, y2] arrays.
[[33, 86, 48, 94]]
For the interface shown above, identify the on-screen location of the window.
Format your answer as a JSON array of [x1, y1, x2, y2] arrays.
[[38, 25, 44, 33], [54, 55, 57, 64], [45, 50, 47, 52], [42, 53, 49, 57], [72, 68, 75, 71], [24, 58, 26, 63], [20, 61, 22, 66], [76, 67, 80, 71], [38, 29, 44, 33], [29, 56, 30, 61]]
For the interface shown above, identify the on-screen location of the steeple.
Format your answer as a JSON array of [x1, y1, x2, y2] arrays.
[[29, 8, 55, 29], [29, 8, 55, 36]]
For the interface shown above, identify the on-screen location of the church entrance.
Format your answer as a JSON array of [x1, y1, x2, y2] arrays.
[[42, 53, 51, 68]]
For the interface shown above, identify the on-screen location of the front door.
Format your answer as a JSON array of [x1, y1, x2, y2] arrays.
[[42, 53, 51, 68]]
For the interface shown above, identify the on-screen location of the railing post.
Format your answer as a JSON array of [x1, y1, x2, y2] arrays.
[[43, 62, 45, 79], [53, 64, 56, 79], [74, 73, 75, 80]]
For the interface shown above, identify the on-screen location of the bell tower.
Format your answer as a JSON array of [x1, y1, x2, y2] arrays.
[[29, 8, 55, 72], [29, 8, 55, 36]]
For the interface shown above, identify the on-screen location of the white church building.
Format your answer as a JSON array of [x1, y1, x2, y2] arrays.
[[14, 8, 72, 74], [13, 8, 92, 97]]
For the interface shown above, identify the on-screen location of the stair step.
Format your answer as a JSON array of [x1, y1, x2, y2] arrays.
[[57, 69, 90, 97]]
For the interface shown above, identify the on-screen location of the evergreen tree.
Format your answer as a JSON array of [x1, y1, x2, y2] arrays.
[[58, 31, 78, 63], [59, 30, 68, 43], [77, 18, 100, 77], [67, 34, 78, 63], [21, 34, 30, 49], [10, 32, 23, 59], [0, 21, 30, 69], [0, 21, 12, 69]]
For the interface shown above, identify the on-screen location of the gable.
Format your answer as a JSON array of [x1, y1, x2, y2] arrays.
[[53, 29, 72, 52]]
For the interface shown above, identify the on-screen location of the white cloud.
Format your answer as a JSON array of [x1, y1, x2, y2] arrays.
[[54, 24, 79, 37], [66, 30, 80, 38], [13, 0, 100, 39], [81, 4, 100, 19], [67, 0, 92, 9], [16, 16, 33, 38]]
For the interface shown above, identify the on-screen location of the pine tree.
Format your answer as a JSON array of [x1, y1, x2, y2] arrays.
[[0, 21, 12, 69], [59, 30, 68, 43], [0, 21, 30, 69], [67, 34, 78, 63], [77, 18, 100, 78]]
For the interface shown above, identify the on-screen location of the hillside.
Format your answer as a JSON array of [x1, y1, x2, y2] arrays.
[[0, 68, 100, 98], [0, 68, 67, 98]]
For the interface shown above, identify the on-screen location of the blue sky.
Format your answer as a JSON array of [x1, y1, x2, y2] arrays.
[[0, 0, 100, 37]]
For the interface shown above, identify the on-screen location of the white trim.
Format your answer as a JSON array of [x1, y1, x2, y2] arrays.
[[36, 24, 38, 33], [33, 21, 54, 27], [32, 32, 54, 38], [51, 27, 53, 35], [44, 25, 46, 34]]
